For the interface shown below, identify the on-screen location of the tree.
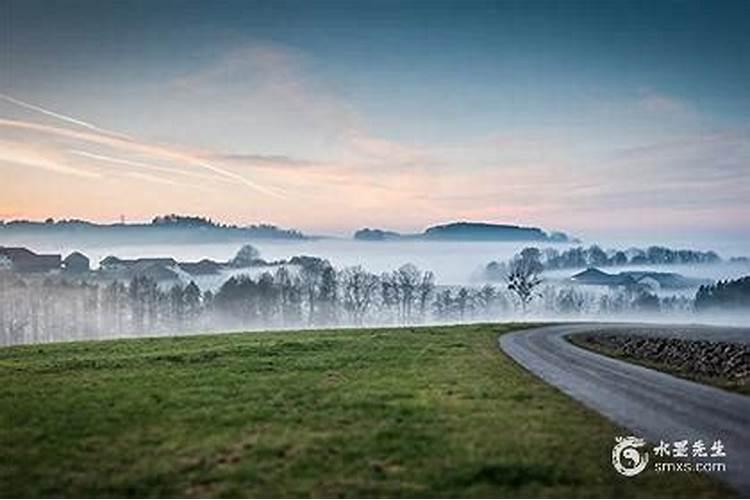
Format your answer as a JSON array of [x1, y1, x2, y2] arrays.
[[506, 254, 543, 314], [317, 266, 338, 325], [299, 258, 331, 325], [455, 287, 471, 320], [416, 271, 435, 321], [395, 264, 421, 324], [215, 275, 260, 326], [183, 281, 202, 325], [587, 245, 608, 267], [695, 276, 750, 311], [476, 284, 498, 318], [380, 272, 399, 323], [341, 266, 379, 325], [104, 280, 127, 335], [557, 288, 586, 315], [433, 289, 454, 320], [275, 267, 302, 326], [230, 244, 261, 268], [256, 272, 279, 324], [633, 291, 660, 312], [168, 283, 186, 329]]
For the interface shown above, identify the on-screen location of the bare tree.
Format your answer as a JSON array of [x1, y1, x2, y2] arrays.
[[341, 266, 379, 325], [317, 266, 338, 326], [298, 258, 331, 325], [395, 264, 421, 324], [455, 287, 471, 320], [275, 267, 302, 326], [416, 271, 435, 321], [506, 251, 543, 314]]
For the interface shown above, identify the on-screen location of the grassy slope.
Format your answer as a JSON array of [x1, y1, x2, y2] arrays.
[[567, 334, 750, 396], [0, 324, 732, 498]]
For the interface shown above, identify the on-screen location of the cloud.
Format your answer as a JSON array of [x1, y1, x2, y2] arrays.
[[0, 93, 132, 140], [213, 152, 315, 169], [69, 150, 227, 185], [637, 90, 694, 116], [169, 42, 360, 155], [0, 114, 287, 198], [0, 139, 100, 178], [123, 171, 214, 193], [1, 42, 748, 235]]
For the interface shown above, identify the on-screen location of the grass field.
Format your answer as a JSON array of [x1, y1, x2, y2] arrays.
[[0, 324, 733, 497]]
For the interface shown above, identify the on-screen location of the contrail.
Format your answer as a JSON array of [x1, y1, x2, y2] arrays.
[[70, 149, 285, 196], [0, 116, 287, 198], [0, 93, 132, 139], [70, 149, 232, 184], [76, 148, 289, 198], [194, 159, 288, 199]]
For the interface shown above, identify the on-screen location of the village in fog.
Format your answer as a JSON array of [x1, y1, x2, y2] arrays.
[[2, 216, 748, 345]]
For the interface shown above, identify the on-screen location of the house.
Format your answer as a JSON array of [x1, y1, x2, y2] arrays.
[[63, 251, 90, 273], [619, 271, 705, 290], [0, 247, 62, 273], [99, 256, 180, 283], [571, 267, 703, 291]]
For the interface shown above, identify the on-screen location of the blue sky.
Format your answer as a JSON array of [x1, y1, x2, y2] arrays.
[[1, 0, 749, 241]]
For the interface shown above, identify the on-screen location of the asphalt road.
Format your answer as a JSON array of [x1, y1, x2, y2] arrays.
[[499, 323, 750, 495]]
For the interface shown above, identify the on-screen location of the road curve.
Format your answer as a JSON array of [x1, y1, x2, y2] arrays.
[[499, 324, 750, 495]]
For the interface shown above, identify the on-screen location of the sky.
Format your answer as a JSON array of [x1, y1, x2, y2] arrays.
[[1, 0, 749, 241]]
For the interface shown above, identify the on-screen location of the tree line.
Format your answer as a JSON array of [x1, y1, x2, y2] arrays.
[[485, 245, 722, 279], [0, 255, 725, 346], [695, 276, 750, 311]]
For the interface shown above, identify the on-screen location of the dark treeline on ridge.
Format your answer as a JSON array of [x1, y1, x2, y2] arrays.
[[354, 222, 572, 242], [0, 214, 306, 241]]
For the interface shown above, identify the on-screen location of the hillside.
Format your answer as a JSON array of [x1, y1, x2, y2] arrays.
[[0, 324, 726, 497], [354, 222, 570, 242], [0, 215, 306, 245]]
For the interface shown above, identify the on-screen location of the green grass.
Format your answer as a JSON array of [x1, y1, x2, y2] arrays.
[[0, 324, 733, 497], [567, 334, 750, 396]]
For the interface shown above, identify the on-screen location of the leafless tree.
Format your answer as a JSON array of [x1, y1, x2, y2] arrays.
[[506, 251, 543, 314], [341, 266, 380, 325], [416, 271, 435, 321], [395, 264, 421, 324]]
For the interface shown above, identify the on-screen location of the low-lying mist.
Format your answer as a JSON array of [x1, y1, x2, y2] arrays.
[[1, 250, 748, 346]]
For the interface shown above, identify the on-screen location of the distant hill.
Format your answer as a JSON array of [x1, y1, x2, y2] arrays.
[[353, 228, 404, 241], [0, 214, 306, 246], [354, 222, 571, 242]]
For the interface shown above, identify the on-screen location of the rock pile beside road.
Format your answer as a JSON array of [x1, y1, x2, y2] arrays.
[[572, 333, 750, 383]]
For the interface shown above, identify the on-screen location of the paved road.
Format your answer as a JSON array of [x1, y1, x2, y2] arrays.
[[499, 324, 750, 494]]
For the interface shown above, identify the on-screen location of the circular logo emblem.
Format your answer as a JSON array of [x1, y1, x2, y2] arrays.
[[612, 436, 649, 476]]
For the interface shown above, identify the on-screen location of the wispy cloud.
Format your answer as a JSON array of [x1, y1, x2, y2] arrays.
[[69, 150, 223, 182], [0, 139, 100, 178], [0, 93, 133, 140], [0, 107, 287, 198]]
